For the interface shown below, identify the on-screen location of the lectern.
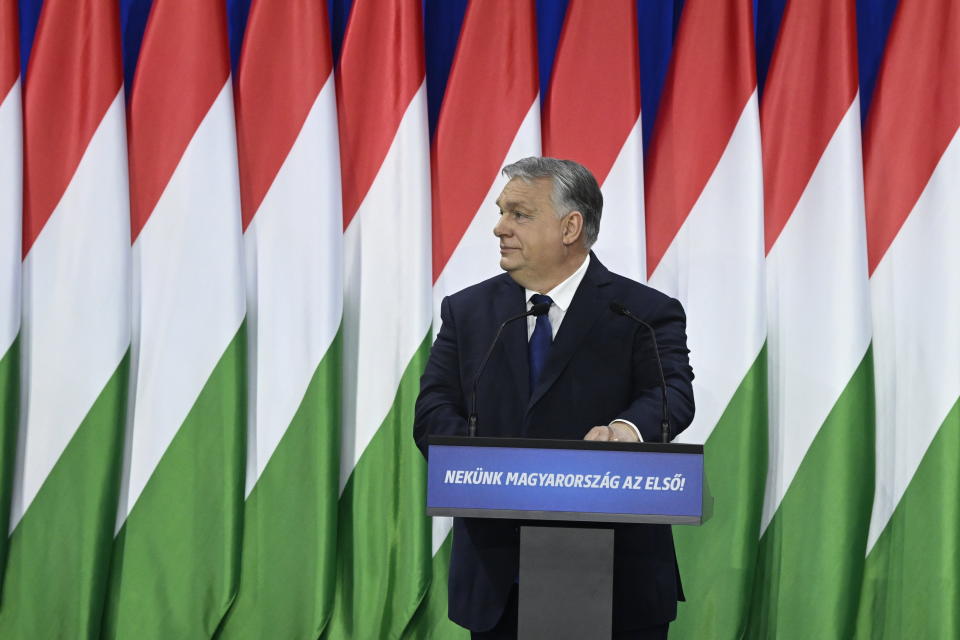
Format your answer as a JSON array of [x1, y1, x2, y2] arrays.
[[427, 436, 710, 639]]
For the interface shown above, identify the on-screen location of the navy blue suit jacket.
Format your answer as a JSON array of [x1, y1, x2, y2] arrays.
[[414, 254, 695, 632]]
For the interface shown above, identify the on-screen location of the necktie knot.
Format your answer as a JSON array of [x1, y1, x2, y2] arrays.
[[530, 293, 553, 308]]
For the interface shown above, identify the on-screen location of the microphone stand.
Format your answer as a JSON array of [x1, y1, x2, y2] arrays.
[[469, 302, 551, 436], [609, 302, 672, 443]]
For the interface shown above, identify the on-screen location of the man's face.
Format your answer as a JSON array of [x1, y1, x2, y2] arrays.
[[493, 177, 568, 285]]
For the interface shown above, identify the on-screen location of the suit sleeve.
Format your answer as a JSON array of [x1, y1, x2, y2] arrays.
[[616, 297, 695, 442], [413, 295, 468, 457]]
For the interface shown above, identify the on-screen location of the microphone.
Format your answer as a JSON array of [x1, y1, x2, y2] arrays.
[[609, 302, 672, 443], [468, 302, 551, 437]]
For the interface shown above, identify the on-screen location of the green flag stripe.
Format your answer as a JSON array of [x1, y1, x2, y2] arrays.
[[746, 348, 875, 639], [672, 345, 767, 639], [102, 326, 246, 640], [323, 336, 432, 640], [217, 331, 341, 639], [0, 352, 128, 638], [854, 399, 960, 640], [402, 533, 469, 639], [0, 337, 19, 587]]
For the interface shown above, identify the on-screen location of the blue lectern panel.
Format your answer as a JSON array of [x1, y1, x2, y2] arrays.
[[427, 440, 705, 525]]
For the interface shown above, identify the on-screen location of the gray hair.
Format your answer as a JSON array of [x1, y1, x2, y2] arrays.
[[501, 156, 603, 248]]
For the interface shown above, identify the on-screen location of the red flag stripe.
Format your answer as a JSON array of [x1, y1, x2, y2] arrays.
[[643, 0, 755, 276], [543, 0, 639, 186], [236, 0, 332, 230], [21, 0, 123, 256], [0, 0, 16, 97], [863, 0, 960, 274], [337, 0, 424, 230], [760, 0, 859, 253], [128, 0, 231, 241], [430, 0, 537, 280]]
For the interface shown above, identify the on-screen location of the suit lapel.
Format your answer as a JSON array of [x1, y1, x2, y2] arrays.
[[526, 255, 614, 415], [492, 275, 530, 402]]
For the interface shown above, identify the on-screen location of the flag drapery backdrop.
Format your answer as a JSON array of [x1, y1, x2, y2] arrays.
[[0, 0, 957, 638]]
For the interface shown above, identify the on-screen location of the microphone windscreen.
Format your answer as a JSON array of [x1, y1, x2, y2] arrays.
[[531, 302, 551, 316], [609, 301, 627, 315]]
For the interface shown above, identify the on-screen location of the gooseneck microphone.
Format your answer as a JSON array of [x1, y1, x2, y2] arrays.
[[468, 302, 551, 437], [609, 302, 672, 443]]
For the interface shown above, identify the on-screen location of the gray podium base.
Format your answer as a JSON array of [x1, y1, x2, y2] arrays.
[[518, 526, 613, 640]]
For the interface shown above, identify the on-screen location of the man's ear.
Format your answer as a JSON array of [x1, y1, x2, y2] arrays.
[[561, 211, 584, 246]]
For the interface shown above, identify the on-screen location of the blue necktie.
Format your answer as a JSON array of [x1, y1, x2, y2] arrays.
[[528, 294, 554, 392]]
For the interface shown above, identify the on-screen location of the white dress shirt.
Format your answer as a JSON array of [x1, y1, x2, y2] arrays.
[[524, 254, 590, 339], [524, 255, 643, 441]]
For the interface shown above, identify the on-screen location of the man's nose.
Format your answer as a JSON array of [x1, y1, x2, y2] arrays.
[[493, 215, 507, 237]]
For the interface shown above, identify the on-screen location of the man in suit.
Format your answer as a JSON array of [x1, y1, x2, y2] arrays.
[[414, 157, 695, 639]]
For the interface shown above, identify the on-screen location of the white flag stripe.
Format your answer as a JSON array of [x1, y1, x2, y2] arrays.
[[339, 83, 432, 491], [592, 117, 645, 284], [761, 96, 871, 532], [244, 75, 342, 496], [650, 92, 765, 446], [117, 80, 244, 526], [867, 128, 960, 551], [0, 79, 20, 355], [431, 98, 541, 338], [13, 90, 130, 529], [431, 517, 452, 556]]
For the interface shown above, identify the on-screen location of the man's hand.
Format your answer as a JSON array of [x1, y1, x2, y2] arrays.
[[584, 421, 640, 442]]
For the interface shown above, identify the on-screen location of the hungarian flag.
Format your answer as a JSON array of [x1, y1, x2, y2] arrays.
[[0, 0, 20, 593], [0, 0, 130, 637], [856, 0, 960, 636], [324, 0, 434, 637], [749, 0, 874, 636], [0, 0, 130, 636], [644, 0, 767, 637], [217, 0, 342, 636], [102, 0, 246, 635]]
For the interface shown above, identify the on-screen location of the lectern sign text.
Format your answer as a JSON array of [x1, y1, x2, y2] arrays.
[[427, 438, 705, 524]]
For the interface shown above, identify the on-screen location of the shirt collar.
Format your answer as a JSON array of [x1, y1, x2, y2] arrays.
[[526, 254, 590, 312]]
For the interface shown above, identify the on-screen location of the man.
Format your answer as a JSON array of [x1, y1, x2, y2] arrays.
[[414, 157, 695, 639]]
